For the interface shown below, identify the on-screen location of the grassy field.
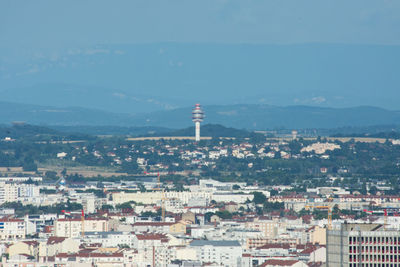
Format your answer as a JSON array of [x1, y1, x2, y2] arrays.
[[266, 137, 387, 143], [127, 136, 213, 141], [0, 167, 36, 176], [39, 166, 130, 177], [0, 166, 129, 178], [127, 136, 388, 143]]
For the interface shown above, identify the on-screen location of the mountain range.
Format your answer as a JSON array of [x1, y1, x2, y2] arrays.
[[1, 43, 400, 112], [1, 101, 400, 131]]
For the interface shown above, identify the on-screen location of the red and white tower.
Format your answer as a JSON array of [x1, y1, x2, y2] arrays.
[[192, 104, 204, 142]]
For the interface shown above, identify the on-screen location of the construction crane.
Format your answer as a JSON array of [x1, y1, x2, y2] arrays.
[[81, 209, 85, 237], [305, 205, 332, 230]]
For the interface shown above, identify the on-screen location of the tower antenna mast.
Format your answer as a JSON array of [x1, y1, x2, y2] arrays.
[[192, 104, 205, 142]]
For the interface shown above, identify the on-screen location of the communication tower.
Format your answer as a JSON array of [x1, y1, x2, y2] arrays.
[[192, 104, 204, 142]]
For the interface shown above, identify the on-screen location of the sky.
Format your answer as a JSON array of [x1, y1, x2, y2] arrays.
[[1, 0, 400, 48], [0, 0, 400, 113]]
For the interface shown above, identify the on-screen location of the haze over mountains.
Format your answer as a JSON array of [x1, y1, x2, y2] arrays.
[[1, 43, 400, 113], [1, 101, 400, 131]]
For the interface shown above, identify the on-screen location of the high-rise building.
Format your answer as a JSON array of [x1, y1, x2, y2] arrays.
[[192, 104, 204, 142], [0, 182, 39, 204], [327, 223, 400, 266]]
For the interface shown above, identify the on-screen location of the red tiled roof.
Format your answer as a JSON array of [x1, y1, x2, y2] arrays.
[[47, 236, 67, 245], [260, 259, 299, 266], [296, 244, 306, 250], [256, 243, 290, 250], [0, 218, 24, 222], [57, 217, 107, 222], [23, 240, 39, 246], [300, 246, 318, 255], [135, 233, 168, 241], [133, 222, 173, 226], [56, 252, 123, 258], [285, 215, 299, 220], [78, 252, 123, 258]]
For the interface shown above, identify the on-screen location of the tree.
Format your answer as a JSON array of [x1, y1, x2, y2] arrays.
[[369, 186, 378, 195], [22, 158, 37, 172], [216, 210, 232, 219], [204, 212, 214, 222], [232, 184, 241, 190], [45, 171, 58, 180], [101, 204, 113, 211], [252, 192, 267, 204], [269, 189, 279, 196], [263, 202, 284, 212], [360, 182, 367, 195], [138, 184, 146, 192], [116, 202, 132, 210], [120, 161, 139, 174]]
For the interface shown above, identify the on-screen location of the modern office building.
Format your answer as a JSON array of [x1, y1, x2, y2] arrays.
[[327, 223, 400, 267]]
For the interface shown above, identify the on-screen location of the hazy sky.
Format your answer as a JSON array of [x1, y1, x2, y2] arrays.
[[1, 1, 400, 112], [1, 0, 400, 48]]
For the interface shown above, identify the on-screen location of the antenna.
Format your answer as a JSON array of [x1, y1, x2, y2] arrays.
[[192, 104, 205, 142]]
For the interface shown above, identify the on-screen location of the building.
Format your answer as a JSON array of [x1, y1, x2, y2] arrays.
[[83, 231, 134, 247], [327, 223, 400, 267], [0, 182, 39, 204], [55, 252, 124, 266], [0, 218, 25, 240], [307, 226, 326, 245], [132, 222, 174, 233], [182, 211, 196, 224], [170, 221, 188, 235], [246, 219, 278, 238], [189, 240, 242, 267], [7, 241, 39, 258], [39, 237, 80, 258], [299, 246, 326, 263], [260, 260, 309, 267], [54, 217, 109, 238], [112, 191, 212, 205], [132, 233, 172, 266]]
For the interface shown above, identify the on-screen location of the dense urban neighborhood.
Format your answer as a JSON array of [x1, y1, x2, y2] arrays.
[[0, 125, 399, 266], [3, 0, 400, 265]]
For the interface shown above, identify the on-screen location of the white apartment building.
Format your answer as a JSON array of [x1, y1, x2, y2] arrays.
[[211, 193, 254, 203], [0, 182, 40, 204], [112, 191, 212, 205], [131, 233, 172, 266], [199, 179, 246, 190], [76, 193, 106, 214], [54, 217, 109, 238], [189, 240, 242, 267], [0, 218, 25, 240], [82, 231, 134, 247]]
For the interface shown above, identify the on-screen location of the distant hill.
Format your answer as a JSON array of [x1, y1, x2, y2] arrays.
[[0, 124, 92, 141], [0, 101, 136, 126], [51, 125, 171, 136], [128, 104, 400, 130], [151, 124, 255, 138], [1, 101, 400, 130]]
